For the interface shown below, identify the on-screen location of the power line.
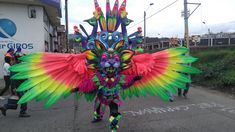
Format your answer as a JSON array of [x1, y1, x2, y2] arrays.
[[128, 0, 179, 30]]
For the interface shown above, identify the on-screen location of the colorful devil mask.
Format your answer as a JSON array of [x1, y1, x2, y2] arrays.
[[86, 40, 134, 78]]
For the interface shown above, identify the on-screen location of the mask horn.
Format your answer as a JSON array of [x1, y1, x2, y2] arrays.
[[95, 40, 107, 53]]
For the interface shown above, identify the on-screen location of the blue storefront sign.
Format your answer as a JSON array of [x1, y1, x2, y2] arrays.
[[0, 19, 34, 50], [0, 19, 17, 39]]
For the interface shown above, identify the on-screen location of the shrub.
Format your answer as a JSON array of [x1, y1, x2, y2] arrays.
[[191, 47, 235, 88]]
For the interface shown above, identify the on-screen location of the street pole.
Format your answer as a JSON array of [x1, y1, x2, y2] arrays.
[[65, 0, 69, 51], [144, 11, 146, 45], [202, 22, 210, 46], [183, 0, 191, 88], [183, 1, 200, 49], [143, 3, 154, 49], [184, 0, 189, 50], [182, 0, 201, 88]]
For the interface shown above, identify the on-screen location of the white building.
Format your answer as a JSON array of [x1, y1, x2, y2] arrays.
[[0, 0, 61, 78]]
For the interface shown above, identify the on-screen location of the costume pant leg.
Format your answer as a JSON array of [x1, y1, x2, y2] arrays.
[[20, 103, 27, 114], [183, 83, 190, 96], [109, 102, 121, 131], [0, 76, 10, 96], [109, 102, 119, 116], [93, 98, 105, 119]]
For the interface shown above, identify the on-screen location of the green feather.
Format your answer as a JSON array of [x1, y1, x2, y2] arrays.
[[11, 72, 30, 79], [16, 75, 50, 92], [44, 94, 62, 108], [63, 89, 72, 99], [35, 81, 61, 102], [93, 75, 99, 82], [156, 89, 169, 101], [9, 62, 31, 72], [180, 56, 198, 63], [84, 92, 96, 102], [168, 64, 201, 74], [19, 52, 43, 62], [11, 69, 45, 79], [170, 56, 198, 64], [75, 92, 83, 100], [18, 85, 47, 104], [120, 91, 126, 100], [36, 92, 51, 102], [169, 47, 188, 55], [16, 79, 34, 92], [44, 87, 67, 108]]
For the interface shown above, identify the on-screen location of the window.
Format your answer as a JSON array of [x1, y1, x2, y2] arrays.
[[28, 6, 36, 18]]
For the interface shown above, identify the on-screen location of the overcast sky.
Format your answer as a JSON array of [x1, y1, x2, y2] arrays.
[[61, 0, 235, 37]]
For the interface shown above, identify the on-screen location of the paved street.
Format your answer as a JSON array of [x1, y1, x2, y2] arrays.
[[0, 86, 235, 132]]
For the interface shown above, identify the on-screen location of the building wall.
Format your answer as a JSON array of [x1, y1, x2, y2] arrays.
[[57, 25, 66, 52], [0, 3, 45, 78], [43, 10, 57, 52], [58, 32, 66, 52]]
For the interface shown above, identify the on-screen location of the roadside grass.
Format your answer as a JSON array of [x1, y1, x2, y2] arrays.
[[191, 47, 235, 92]]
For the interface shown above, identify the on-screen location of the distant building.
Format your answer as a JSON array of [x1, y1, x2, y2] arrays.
[[0, 0, 61, 78], [197, 32, 235, 46], [190, 35, 201, 46], [57, 25, 66, 52], [144, 37, 161, 50]]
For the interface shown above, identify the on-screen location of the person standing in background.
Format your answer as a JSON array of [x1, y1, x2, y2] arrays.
[[178, 83, 190, 98], [0, 56, 12, 96], [0, 53, 30, 117], [5, 48, 15, 58]]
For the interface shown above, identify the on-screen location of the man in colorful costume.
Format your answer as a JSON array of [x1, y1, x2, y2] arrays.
[[9, 0, 200, 131], [128, 27, 143, 49]]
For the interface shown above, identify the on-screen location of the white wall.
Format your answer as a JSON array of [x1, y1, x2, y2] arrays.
[[0, 3, 45, 78], [43, 10, 57, 52]]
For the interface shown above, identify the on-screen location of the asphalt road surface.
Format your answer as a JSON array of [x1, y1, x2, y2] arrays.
[[0, 86, 235, 132]]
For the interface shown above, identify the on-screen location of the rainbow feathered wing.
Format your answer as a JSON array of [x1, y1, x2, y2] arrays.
[[121, 47, 201, 100], [10, 52, 94, 108], [10, 47, 200, 108]]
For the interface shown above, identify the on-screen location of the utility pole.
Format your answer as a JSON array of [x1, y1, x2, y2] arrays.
[[144, 11, 146, 44], [183, 0, 201, 49], [184, 0, 189, 50], [183, 0, 200, 89], [203, 22, 211, 46], [65, 0, 69, 51]]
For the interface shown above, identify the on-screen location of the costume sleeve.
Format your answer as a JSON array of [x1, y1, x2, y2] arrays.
[[79, 78, 98, 93], [121, 75, 136, 89]]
